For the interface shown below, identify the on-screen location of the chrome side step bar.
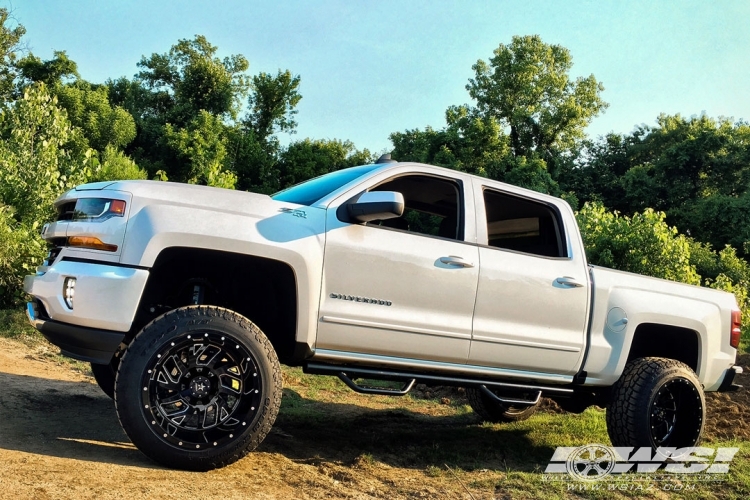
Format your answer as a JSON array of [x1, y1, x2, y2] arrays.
[[304, 362, 575, 396], [338, 372, 417, 396], [479, 385, 542, 406]]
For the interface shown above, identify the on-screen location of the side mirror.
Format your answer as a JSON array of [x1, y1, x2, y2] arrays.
[[346, 191, 404, 223]]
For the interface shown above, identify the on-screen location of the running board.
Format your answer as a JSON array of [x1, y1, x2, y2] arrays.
[[304, 362, 575, 395], [338, 372, 416, 396]]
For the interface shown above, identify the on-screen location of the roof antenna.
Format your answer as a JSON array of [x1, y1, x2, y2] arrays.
[[375, 153, 397, 164]]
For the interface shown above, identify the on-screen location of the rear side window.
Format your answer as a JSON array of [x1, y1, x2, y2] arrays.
[[482, 188, 566, 258]]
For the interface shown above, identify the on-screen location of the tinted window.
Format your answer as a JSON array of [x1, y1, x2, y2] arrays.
[[483, 188, 565, 257], [369, 175, 462, 240], [273, 164, 380, 206]]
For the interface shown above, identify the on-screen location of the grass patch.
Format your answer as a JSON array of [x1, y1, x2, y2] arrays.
[[271, 369, 749, 499], [0, 307, 91, 373], [2, 306, 747, 498], [0, 307, 45, 345]]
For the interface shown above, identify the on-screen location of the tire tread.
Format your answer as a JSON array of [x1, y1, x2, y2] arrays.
[[115, 305, 282, 471]]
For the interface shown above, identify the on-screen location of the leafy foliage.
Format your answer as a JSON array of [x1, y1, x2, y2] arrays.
[[277, 138, 374, 188], [576, 202, 700, 285], [89, 146, 147, 182], [54, 82, 136, 152], [0, 206, 45, 305], [246, 70, 301, 143], [136, 35, 250, 123], [467, 35, 607, 163], [16, 50, 79, 86], [0, 8, 25, 101], [391, 35, 607, 194], [163, 110, 236, 188], [0, 84, 93, 224]]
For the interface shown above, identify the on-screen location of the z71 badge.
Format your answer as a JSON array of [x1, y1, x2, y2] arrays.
[[280, 207, 307, 218]]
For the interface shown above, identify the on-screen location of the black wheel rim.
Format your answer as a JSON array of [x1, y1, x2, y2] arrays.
[[141, 331, 262, 449], [649, 377, 703, 447]]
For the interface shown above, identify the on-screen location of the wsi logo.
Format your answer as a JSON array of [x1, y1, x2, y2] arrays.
[[544, 445, 740, 482]]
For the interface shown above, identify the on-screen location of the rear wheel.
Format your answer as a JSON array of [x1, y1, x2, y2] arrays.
[[115, 306, 282, 471], [607, 357, 704, 456], [466, 387, 540, 423]]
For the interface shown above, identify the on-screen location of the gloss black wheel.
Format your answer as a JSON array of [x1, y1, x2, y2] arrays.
[[648, 377, 703, 447], [607, 357, 704, 456], [115, 306, 281, 471]]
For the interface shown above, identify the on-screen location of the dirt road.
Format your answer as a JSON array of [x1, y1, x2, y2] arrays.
[[0, 338, 483, 500]]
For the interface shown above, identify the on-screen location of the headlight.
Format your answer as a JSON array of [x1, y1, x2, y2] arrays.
[[69, 198, 127, 222]]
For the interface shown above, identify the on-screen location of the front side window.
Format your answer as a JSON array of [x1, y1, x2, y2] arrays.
[[483, 188, 566, 257], [369, 174, 463, 240]]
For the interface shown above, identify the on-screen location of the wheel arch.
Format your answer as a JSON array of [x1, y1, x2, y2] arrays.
[[129, 246, 309, 365], [626, 323, 700, 374]]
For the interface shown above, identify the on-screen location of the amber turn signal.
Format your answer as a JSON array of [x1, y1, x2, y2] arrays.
[[67, 236, 118, 252]]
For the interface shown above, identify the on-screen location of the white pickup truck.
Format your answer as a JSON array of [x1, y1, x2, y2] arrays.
[[24, 157, 743, 471]]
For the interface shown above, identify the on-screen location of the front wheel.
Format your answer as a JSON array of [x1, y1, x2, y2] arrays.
[[607, 357, 705, 455], [115, 306, 282, 471]]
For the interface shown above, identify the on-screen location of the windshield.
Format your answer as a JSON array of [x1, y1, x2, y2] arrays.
[[272, 164, 381, 206]]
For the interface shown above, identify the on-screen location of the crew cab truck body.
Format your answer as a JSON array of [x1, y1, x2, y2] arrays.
[[24, 160, 743, 471]]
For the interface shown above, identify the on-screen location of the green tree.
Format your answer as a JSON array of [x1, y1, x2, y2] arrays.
[[245, 70, 301, 144], [277, 139, 374, 189], [55, 81, 136, 152], [576, 202, 700, 285], [0, 84, 94, 224], [467, 35, 607, 168], [163, 110, 237, 189], [0, 205, 45, 305], [0, 8, 25, 101], [110, 35, 303, 190], [557, 133, 631, 211], [391, 105, 510, 178], [89, 145, 148, 182], [135, 35, 250, 124], [622, 114, 750, 212], [391, 35, 605, 194], [16, 50, 79, 86], [231, 70, 303, 192]]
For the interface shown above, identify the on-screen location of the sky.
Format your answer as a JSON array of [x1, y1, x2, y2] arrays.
[[12, 0, 750, 154]]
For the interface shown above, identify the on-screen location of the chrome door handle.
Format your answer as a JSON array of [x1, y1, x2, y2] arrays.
[[555, 276, 583, 288], [439, 256, 474, 268]]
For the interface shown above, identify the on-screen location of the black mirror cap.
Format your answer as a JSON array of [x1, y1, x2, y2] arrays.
[[344, 191, 405, 223]]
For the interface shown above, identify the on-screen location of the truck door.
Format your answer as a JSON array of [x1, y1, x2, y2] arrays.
[[315, 170, 479, 364], [468, 180, 589, 375]]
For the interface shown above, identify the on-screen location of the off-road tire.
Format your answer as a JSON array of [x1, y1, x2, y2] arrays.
[[91, 360, 117, 399], [115, 306, 282, 471], [607, 357, 704, 453], [466, 387, 540, 422]]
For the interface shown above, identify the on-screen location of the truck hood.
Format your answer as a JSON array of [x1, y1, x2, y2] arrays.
[[100, 180, 293, 219]]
